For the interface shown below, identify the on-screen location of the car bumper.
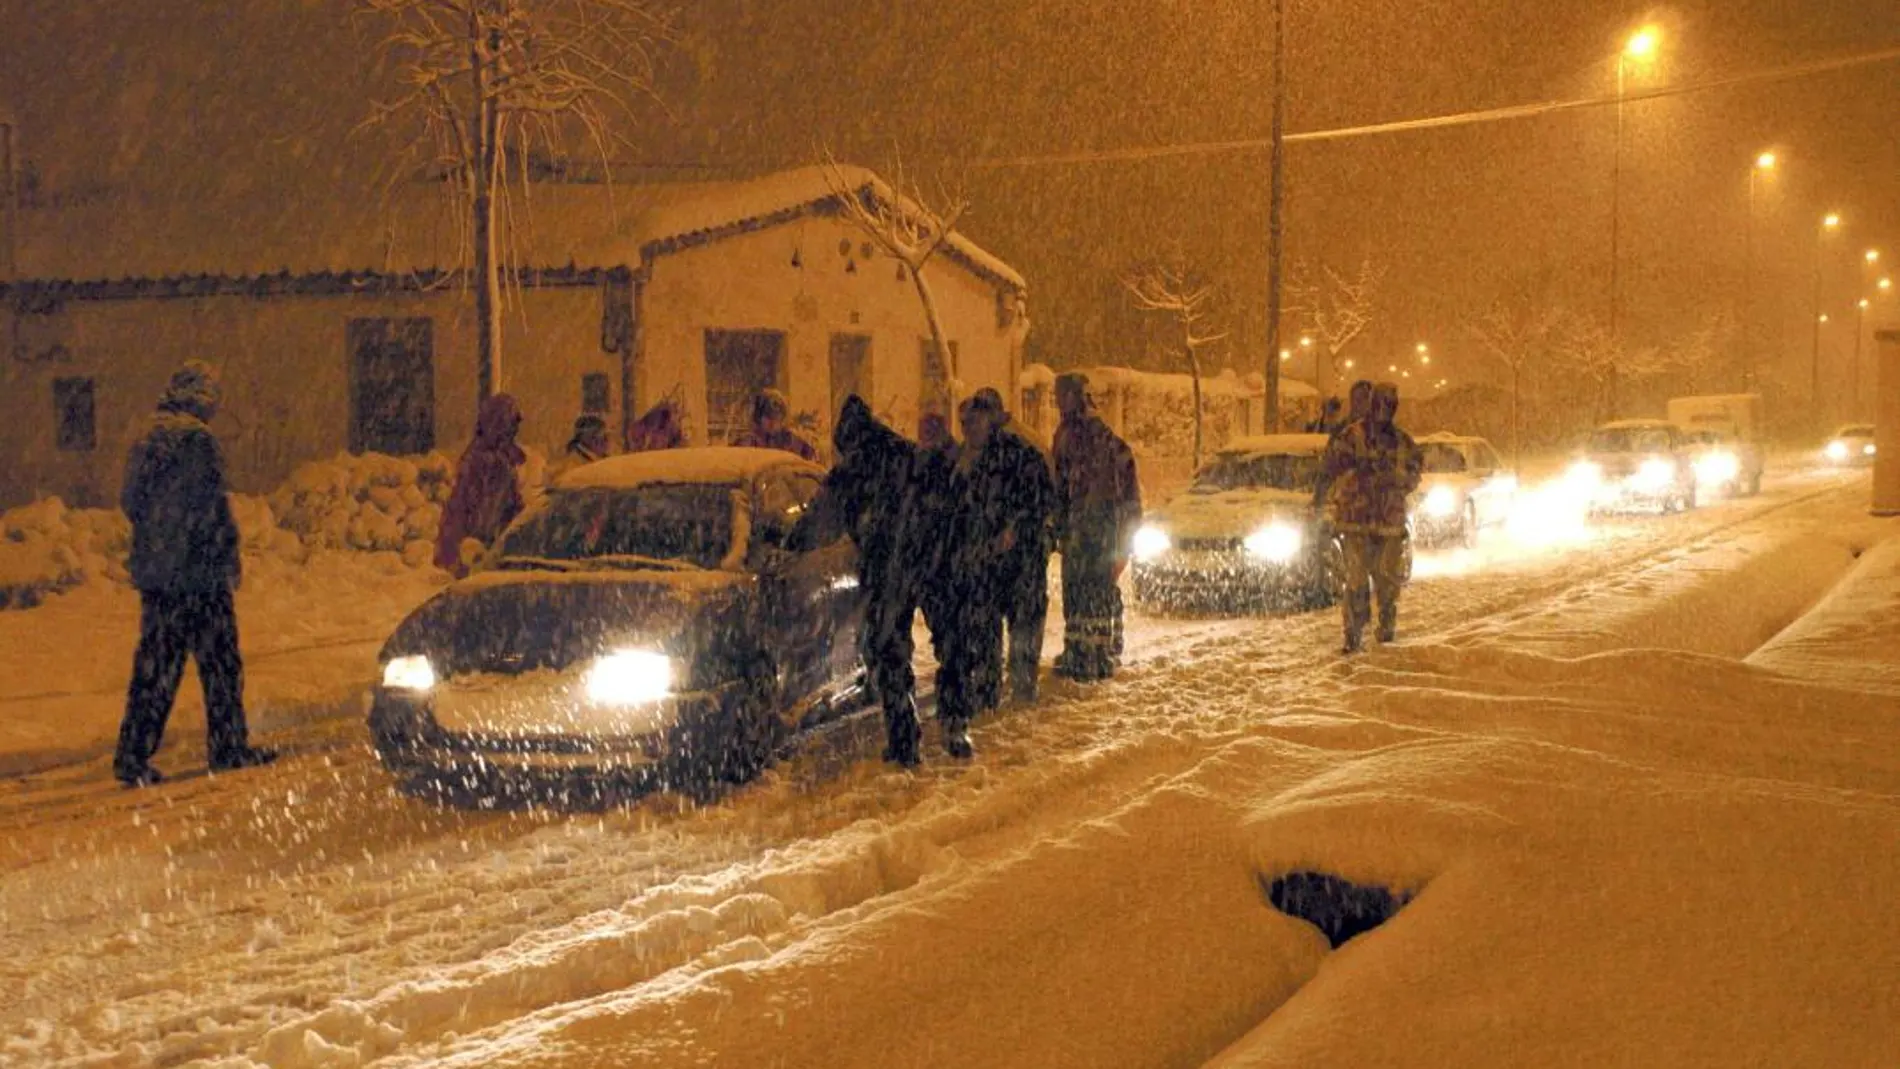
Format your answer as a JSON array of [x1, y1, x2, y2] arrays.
[[1411, 513, 1471, 546], [369, 682, 738, 780], [1131, 550, 1323, 605]]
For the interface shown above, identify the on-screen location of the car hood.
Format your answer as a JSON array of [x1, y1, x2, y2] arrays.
[[381, 567, 753, 678], [1417, 473, 1476, 494], [1149, 487, 1316, 540]]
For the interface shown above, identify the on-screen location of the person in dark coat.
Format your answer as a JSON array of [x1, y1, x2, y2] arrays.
[[434, 394, 527, 578], [625, 399, 686, 452], [791, 395, 930, 765], [548, 414, 610, 483], [1052, 373, 1143, 682], [114, 361, 275, 787], [1320, 381, 1422, 653], [912, 410, 984, 758], [1311, 380, 1375, 511], [732, 388, 819, 461], [959, 388, 1057, 708]]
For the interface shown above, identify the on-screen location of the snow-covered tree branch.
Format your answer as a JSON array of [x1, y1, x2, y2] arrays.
[[1289, 255, 1383, 396], [1124, 253, 1228, 469]]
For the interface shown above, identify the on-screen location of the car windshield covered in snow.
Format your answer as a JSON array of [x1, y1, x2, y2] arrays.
[[1590, 427, 1672, 454], [1192, 452, 1322, 493], [1420, 444, 1469, 473], [496, 485, 733, 570]]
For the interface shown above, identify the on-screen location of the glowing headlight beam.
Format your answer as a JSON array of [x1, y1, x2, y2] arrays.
[[585, 649, 674, 706], [1630, 457, 1676, 494], [1423, 485, 1460, 517], [1132, 525, 1172, 562], [1243, 523, 1304, 562], [1693, 451, 1740, 487], [1826, 440, 1850, 462], [382, 655, 436, 692]]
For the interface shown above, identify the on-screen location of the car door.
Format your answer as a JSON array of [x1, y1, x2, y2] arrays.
[[753, 471, 859, 704]]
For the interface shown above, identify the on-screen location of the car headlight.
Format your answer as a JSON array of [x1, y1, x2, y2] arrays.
[[1243, 523, 1304, 562], [1693, 451, 1739, 486], [1132, 525, 1172, 562], [381, 654, 436, 692], [1566, 461, 1603, 487], [1422, 485, 1460, 518], [1630, 457, 1676, 493], [1825, 440, 1849, 462], [1865, 443, 1878, 457], [585, 649, 674, 706]]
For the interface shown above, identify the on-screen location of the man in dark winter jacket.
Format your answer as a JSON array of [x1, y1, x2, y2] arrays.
[[1052, 373, 1143, 682], [733, 389, 819, 461], [1311, 380, 1375, 511], [959, 389, 1057, 709], [792, 395, 931, 765], [1304, 397, 1344, 434], [1320, 381, 1422, 653], [114, 361, 275, 787]]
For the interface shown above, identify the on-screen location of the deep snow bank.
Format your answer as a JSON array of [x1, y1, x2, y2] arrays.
[[1749, 534, 1900, 695]]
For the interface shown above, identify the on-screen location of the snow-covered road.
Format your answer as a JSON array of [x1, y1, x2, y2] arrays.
[[2, 466, 1889, 1068]]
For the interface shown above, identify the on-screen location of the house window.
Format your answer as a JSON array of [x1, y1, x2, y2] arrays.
[[54, 377, 96, 452], [920, 338, 958, 423], [828, 333, 871, 432], [348, 318, 435, 455], [581, 371, 611, 415], [704, 329, 786, 444]]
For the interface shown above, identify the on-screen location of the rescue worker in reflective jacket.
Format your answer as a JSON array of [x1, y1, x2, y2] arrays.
[[959, 389, 1058, 709], [114, 361, 276, 787], [791, 395, 929, 766], [1052, 373, 1143, 682], [1320, 381, 1422, 653]]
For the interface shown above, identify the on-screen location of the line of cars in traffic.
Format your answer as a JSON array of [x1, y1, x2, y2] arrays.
[[362, 402, 1860, 800]]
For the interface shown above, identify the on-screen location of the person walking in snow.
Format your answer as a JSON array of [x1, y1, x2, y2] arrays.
[[1320, 381, 1422, 654], [732, 388, 818, 461], [959, 388, 1058, 709], [791, 395, 931, 766], [1305, 396, 1345, 434], [1311, 380, 1375, 511], [113, 361, 275, 787], [1052, 373, 1142, 683], [548, 413, 611, 483], [434, 393, 527, 578]]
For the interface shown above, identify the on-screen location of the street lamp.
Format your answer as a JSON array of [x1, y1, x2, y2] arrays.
[[1867, 249, 1882, 265], [1608, 24, 1663, 416], [1882, 278, 1894, 292], [1853, 298, 1873, 422], [1743, 152, 1778, 390], [1811, 212, 1843, 424]]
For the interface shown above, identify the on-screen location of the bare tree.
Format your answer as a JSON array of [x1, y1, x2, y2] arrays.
[[1123, 256, 1228, 469], [1664, 309, 1740, 395], [356, 0, 674, 405], [821, 150, 970, 413], [1289, 256, 1383, 397], [1466, 289, 1563, 465]]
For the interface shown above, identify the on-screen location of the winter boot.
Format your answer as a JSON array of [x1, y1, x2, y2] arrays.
[[880, 700, 922, 768], [1340, 632, 1364, 656], [210, 746, 278, 773], [942, 718, 975, 760], [116, 764, 164, 789]]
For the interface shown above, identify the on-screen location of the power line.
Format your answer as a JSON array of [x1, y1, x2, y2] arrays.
[[962, 44, 1900, 169]]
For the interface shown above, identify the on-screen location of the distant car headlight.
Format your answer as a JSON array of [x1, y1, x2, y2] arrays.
[[1825, 440, 1849, 462], [1566, 460, 1603, 488], [585, 649, 674, 706], [1865, 443, 1877, 457], [1422, 485, 1461, 518], [381, 655, 436, 692], [1132, 525, 1172, 562], [1243, 523, 1304, 562], [1693, 451, 1740, 487], [1629, 457, 1676, 493]]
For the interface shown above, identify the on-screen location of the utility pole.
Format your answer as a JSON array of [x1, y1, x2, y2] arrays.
[[1263, 0, 1286, 432]]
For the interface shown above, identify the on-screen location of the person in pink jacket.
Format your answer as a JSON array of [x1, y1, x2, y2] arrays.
[[434, 394, 527, 577]]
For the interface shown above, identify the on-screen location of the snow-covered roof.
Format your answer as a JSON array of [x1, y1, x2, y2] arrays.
[[12, 165, 1026, 293], [1056, 366, 1317, 399], [553, 448, 822, 491], [1597, 418, 1680, 431], [1220, 433, 1333, 457]]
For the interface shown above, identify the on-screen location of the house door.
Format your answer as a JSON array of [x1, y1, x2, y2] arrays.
[[828, 333, 870, 433], [705, 329, 785, 444], [348, 317, 435, 455]]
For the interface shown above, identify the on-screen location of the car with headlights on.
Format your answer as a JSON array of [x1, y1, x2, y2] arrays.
[[1823, 424, 1876, 467], [369, 448, 866, 799], [1565, 419, 1698, 514], [1682, 428, 1764, 499], [1129, 434, 1369, 612], [1410, 433, 1517, 548]]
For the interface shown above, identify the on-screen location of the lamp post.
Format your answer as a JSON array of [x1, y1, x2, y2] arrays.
[[1743, 152, 1777, 391], [1854, 298, 1871, 420], [1263, 0, 1287, 431], [1607, 26, 1660, 418], [1811, 213, 1842, 425]]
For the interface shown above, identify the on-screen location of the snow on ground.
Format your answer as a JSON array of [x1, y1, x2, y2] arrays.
[[1, 463, 1894, 1068]]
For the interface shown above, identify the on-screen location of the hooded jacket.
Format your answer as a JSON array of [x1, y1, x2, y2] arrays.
[[792, 396, 922, 589], [1320, 386, 1422, 536], [1053, 408, 1143, 559], [122, 404, 241, 593], [435, 394, 527, 573]]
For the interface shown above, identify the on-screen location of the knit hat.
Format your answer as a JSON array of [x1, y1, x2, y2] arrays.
[[752, 388, 791, 423], [160, 360, 222, 416]]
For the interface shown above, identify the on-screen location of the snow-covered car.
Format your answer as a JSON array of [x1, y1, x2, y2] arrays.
[[1130, 434, 1383, 612], [1823, 424, 1876, 467], [369, 448, 867, 798], [1410, 433, 1517, 548], [1683, 429, 1764, 498], [1566, 420, 1698, 514]]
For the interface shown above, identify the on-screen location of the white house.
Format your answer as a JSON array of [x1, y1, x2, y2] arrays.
[[0, 166, 1029, 507]]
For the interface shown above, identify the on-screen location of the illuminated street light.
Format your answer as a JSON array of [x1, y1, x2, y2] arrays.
[[1756, 152, 1777, 171], [1608, 25, 1664, 417], [1824, 213, 1842, 230], [1280, 349, 1292, 360], [1387, 365, 1398, 373], [1299, 336, 1314, 349], [1343, 359, 1355, 370], [1861, 299, 1872, 310], [1867, 249, 1881, 265], [1745, 150, 1779, 391], [1881, 278, 1894, 292], [1415, 342, 1429, 354], [1626, 27, 1660, 58], [1819, 314, 1830, 324], [1420, 354, 1432, 366]]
